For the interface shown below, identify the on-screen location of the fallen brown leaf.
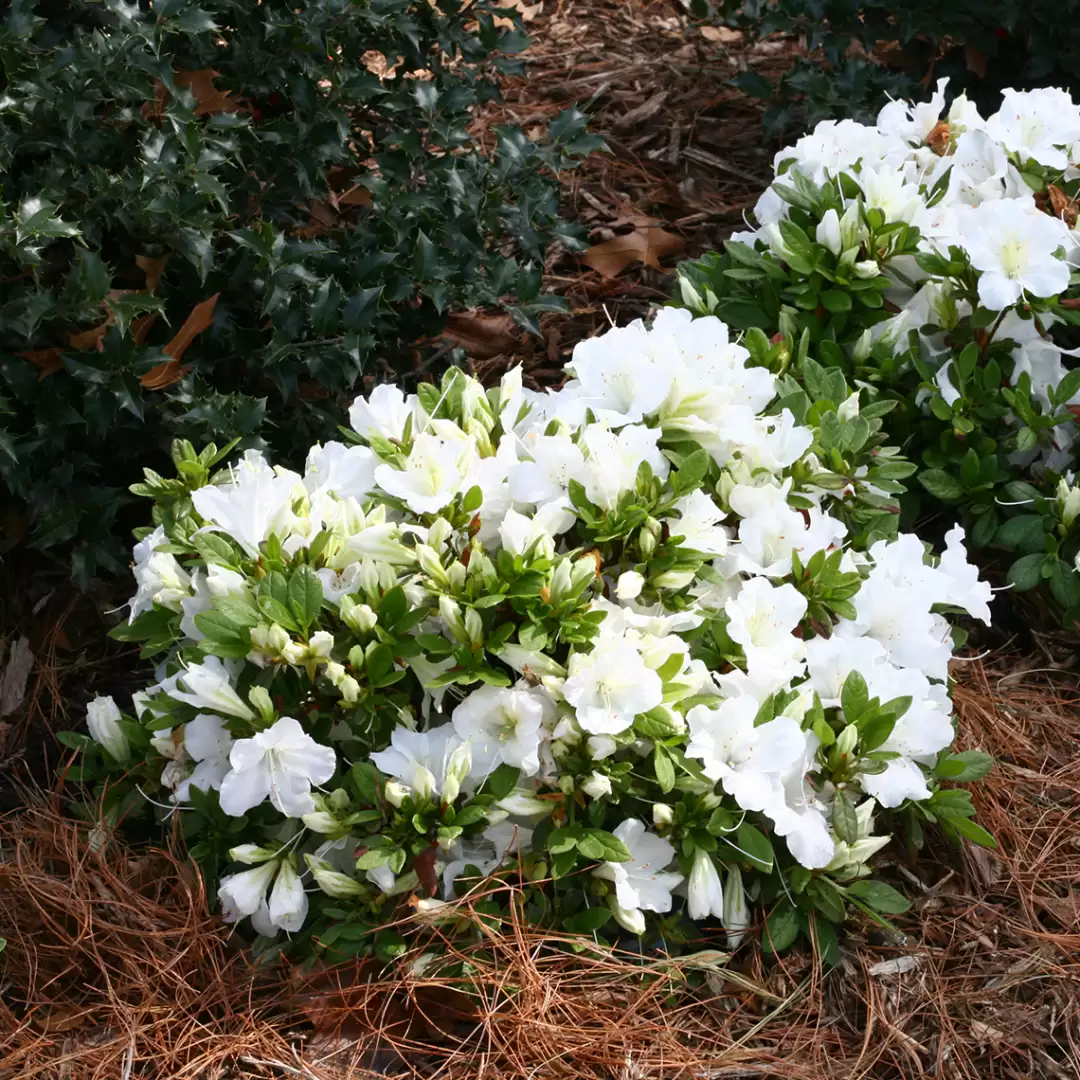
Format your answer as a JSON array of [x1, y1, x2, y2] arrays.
[[964, 43, 988, 79], [1048, 184, 1079, 228], [130, 313, 159, 346], [174, 69, 240, 116], [163, 294, 219, 362], [17, 348, 64, 378], [333, 183, 373, 209], [440, 311, 519, 359], [67, 319, 112, 352], [582, 225, 684, 278], [700, 25, 742, 44], [139, 360, 189, 392], [136, 254, 169, 293]]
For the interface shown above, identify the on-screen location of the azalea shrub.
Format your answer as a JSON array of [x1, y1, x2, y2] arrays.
[[0, 0, 592, 583], [675, 82, 1080, 629], [69, 310, 994, 962]]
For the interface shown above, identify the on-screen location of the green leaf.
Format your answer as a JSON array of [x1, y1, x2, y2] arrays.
[[947, 816, 998, 848], [1007, 552, 1046, 592], [653, 744, 675, 793], [833, 789, 859, 845], [485, 763, 520, 800], [576, 829, 632, 863], [1049, 558, 1080, 610], [288, 566, 324, 634], [918, 469, 963, 502], [350, 762, 383, 805], [936, 750, 994, 783], [846, 879, 911, 915], [734, 822, 774, 872], [763, 902, 802, 954], [840, 670, 869, 723], [562, 906, 613, 934], [547, 827, 580, 855]]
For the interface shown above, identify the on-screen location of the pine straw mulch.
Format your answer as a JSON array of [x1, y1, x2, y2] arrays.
[[2, 653, 1079, 1080]]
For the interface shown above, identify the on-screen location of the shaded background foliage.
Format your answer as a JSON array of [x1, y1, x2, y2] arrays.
[[0, 0, 595, 584], [699, 0, 1080, 134]]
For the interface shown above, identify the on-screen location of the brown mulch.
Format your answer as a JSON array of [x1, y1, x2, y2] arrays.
[[2, 655, 1079, 1079], [464, 0, 795, 385]]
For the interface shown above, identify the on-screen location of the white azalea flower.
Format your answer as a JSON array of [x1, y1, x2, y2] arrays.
[[129, 525, 192, 620], [451, 684, 553, 779], [219, 859, 279, 922], [218, 716, 336, 817], [370, 724, 472, 801], [592, 819, 683, 924], [349, 383, 421, 441], [172, 657, 255, 721], [563, 632, 663, 735], [686, 696, 807, 812], [374, 430, 476, 514]]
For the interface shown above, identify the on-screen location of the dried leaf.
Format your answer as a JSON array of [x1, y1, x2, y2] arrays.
[[17, 348, 64, 378], [67, 318, 112, 352], [139, 360, 189, 392], [163, 294, 219, 362], [1048, 184, 1079, 228], [868, 955, 920, 978], [33, 1006, 93, 1034], [414, 845, 440, 897], [964, 43, 988, 78], [582, 225, 684, 278], [174, 69, 240, 116], [333, 184, 373, 208], [926, 120, 951, 156], [136, 254, 170, 292], [0, 636, 34, 717], [613, 91, 669, 132], [701, 25, 742, 44], [440, 311, 519, 359], [493, 0, 542, 28]]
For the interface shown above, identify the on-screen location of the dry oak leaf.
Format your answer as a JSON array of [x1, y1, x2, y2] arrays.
[[16, 348, 64, 378], [174, 69, 241, 116], [582, 224, 684, 278], [701, 25, 743, 44], [140, 294, 219, 390], [440, 310, 519, 359]]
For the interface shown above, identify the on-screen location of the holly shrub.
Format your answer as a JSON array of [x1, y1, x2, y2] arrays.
[[0, 0, 596, 584]]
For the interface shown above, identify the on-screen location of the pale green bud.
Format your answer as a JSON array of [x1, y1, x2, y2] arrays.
[[836, 724, 859, 756], [464, 607, 483, 646], [439, 595, 467, 642], [347, 643, 366, 670], [86, 696, 131, 764], [652, 803, 674, 827], [608, 896, 646, 936], [301, 811, 338, 833], [384, 780, 410, 807], [228, 843, 279, 864], [247, 685, 276, 725], [416, 544, 450, 586], [304, 855, 366, 897], [340, 595, 378, 634]]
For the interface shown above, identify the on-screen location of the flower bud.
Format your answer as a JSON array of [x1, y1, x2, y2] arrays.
[[348, 644, 366, 670], [340, 595, 378, 634], [853, 328, 873, 364], [586, 735, 617, 761], [307, 630, 335, 661], [652, 802, 674, 827], [723, 864, 750, 949], [413, 766, 437, 803], [247, 685, 276, 725], [608, 896, 646, 936], [384, 780, 410, 807], [86, 696, 131, 763], [228, 843, 279, 864], [653, 568, 695, 590], [416, 544, 450, 586], [582, 771, 612, 799], [688, 849, 725, 920], [280, 640, 306, 665], [427, 517, 454, 551], [464, 607, 483, 646], [1058, 477, 1080, 529], [304, 855, 366, 897], [497, 790, 552, 817], [301, 811, 339, 833], [439, 595, 467, 642], [441, 742, 472, 805], [836, 723, 859, 756], [615, 570, 645, 601]]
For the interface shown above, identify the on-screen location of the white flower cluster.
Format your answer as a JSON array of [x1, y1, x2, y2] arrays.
[[733, 82, 1080, 467], [95, 308, 991, 940]]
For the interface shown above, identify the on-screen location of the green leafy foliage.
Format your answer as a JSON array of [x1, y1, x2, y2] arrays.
[[0, 0, 595, 583]]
